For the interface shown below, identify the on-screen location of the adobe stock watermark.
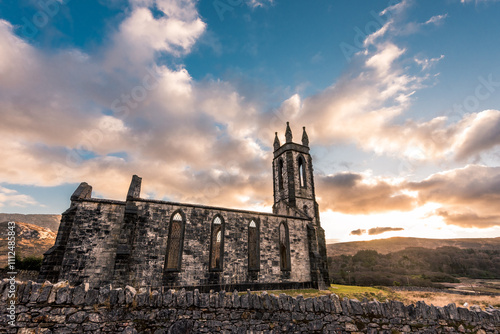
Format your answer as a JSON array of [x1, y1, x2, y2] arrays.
[[110, 68, 160, 120], [213, 0, 244, 21], [51, 67, 160, 180], [397, 148, 426, 177], [339, 0, 399, 63], [200, 160, 240, 202], [6, 222, 17, 326], [444, 74, 500, 124], [19, 0, 71, 39]]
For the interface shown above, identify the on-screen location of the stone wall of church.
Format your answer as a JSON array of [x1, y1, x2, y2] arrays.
[[111, 199, 312, 289], [40, 198, 314, 290], [40, 199, 126, 288]]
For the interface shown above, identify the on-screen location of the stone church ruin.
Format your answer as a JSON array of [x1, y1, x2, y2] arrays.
[[38, 123, 330, 291]]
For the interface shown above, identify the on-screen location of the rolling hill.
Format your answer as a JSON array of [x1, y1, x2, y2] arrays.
[[0, 213, 61, 232], [0, 221, 56, 267], [327, 237, 500, 257]]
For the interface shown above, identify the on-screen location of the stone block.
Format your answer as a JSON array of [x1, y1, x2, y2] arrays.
[[98, 284, 112, 304], [124, 286, 136, 305], [55, 286, 71, 304], [37, 283, 53, 303], [84, 288, 99, 306]]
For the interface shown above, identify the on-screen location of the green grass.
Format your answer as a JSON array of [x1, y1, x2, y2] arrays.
[[329, 284, 400, 302], [243, 284, 403, 302], [239, 283, 499, 308]]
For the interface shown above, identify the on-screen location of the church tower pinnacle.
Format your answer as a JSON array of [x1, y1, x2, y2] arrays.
[[273, 132, 281, 151], [272, 122, 316, 219], [271, 122, 330, 289], [302, 126, 309, 147], [285, 122, 293, 143]]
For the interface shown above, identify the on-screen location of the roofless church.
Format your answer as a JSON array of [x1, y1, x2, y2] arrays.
[[39, 123, 330, 290]]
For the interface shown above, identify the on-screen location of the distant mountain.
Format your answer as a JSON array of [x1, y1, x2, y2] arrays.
[[0, 221, 56, 267], [327, 237, 500, 257], [0, 213, 61, 232]]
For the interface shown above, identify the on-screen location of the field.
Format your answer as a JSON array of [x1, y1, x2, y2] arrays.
[[441, 278, 500, 295], [258, 284, 500, 309]]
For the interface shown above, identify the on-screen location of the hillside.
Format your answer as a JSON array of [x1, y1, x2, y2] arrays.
[[0, 221, 56, 267], [328, 246, 500, 287], [327, 237, 500, 257], [0, 213, 61, 232]]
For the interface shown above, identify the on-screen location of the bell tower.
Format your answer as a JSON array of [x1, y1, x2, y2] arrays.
[[272, 122, 317, 219], [272, 122, 330, 289]]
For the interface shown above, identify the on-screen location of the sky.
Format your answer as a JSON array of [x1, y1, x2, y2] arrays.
[[1, 0, 500, 243]]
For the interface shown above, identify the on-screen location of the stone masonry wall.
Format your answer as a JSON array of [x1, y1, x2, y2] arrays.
[[119, 200, 312, 288], [42, 197, 315, 290], [58, 200, 125, 287], [1, 280, 499, 334]]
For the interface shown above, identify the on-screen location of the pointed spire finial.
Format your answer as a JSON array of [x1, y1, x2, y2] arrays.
[[302, 126, 309, 147], [273, 132, 281, 151], [285, 122, 293, 143]]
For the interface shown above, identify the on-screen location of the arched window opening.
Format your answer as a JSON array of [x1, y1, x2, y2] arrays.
[[165, 210, 185, 271], [210, 215, 224, 271], [278, 159, 284, 191], [248, 220, 260, 271], [298, 156, 306, 188], [279, 222, 291, 271]]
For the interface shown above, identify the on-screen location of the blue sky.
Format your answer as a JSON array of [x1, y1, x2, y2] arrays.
[[1, 0, 500, 242]]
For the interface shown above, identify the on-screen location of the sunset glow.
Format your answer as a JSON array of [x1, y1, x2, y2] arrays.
[[1, 0, 499, 243]]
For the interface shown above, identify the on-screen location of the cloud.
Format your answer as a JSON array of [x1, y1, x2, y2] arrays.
[[409, 165, 500, 228], [246, 0, 274, 8], [317, 164, 500, 230], [460, 0, 500, 3], [106, 0, 206, 67], [349, 227, 405, 236], [317, 172, 417, 214], [424, 14, 448, 25], [434, 210, 500, 228], [1, 0, 499, 231], [277, 3, 499, 163], [350, 229, 366, 236], [453, 110, 500, 161], [368, 227, 404, 235], [414, 54, 444, 70], [0, 2, 272, 210], [0, 186, 39, 208]]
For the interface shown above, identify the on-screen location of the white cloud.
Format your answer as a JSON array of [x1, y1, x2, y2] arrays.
[[0, 186, 39, 208], [1, 0, 500, 223], [0, 1, 273, 209], [461, 0, 500, 3], [424, 14, 448, 25], [246, 0, 274, 9], [274, 3, 499, 164], [106, 3, 205, 68], [414, 54, 444, 70]]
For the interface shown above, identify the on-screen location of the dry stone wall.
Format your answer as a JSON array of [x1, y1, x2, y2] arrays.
[[1, 279, 499, 334]]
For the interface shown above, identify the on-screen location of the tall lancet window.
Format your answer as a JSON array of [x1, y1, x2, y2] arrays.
[[278, 159, 284, 190], [209, 215, 224, 271], [248, 220, 260, 271], [279, 222, 291, 271], [298, 156, 306, 188], [165, 210, 185, 271]]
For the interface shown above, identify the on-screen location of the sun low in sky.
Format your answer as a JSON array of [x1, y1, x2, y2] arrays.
[[0, 0, 499, 243]]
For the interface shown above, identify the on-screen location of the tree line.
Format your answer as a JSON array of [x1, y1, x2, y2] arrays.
[[328, 246, 500, 287]]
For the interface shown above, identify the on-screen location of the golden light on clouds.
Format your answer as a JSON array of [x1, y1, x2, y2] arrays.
[[0, 0, 499, 242]]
